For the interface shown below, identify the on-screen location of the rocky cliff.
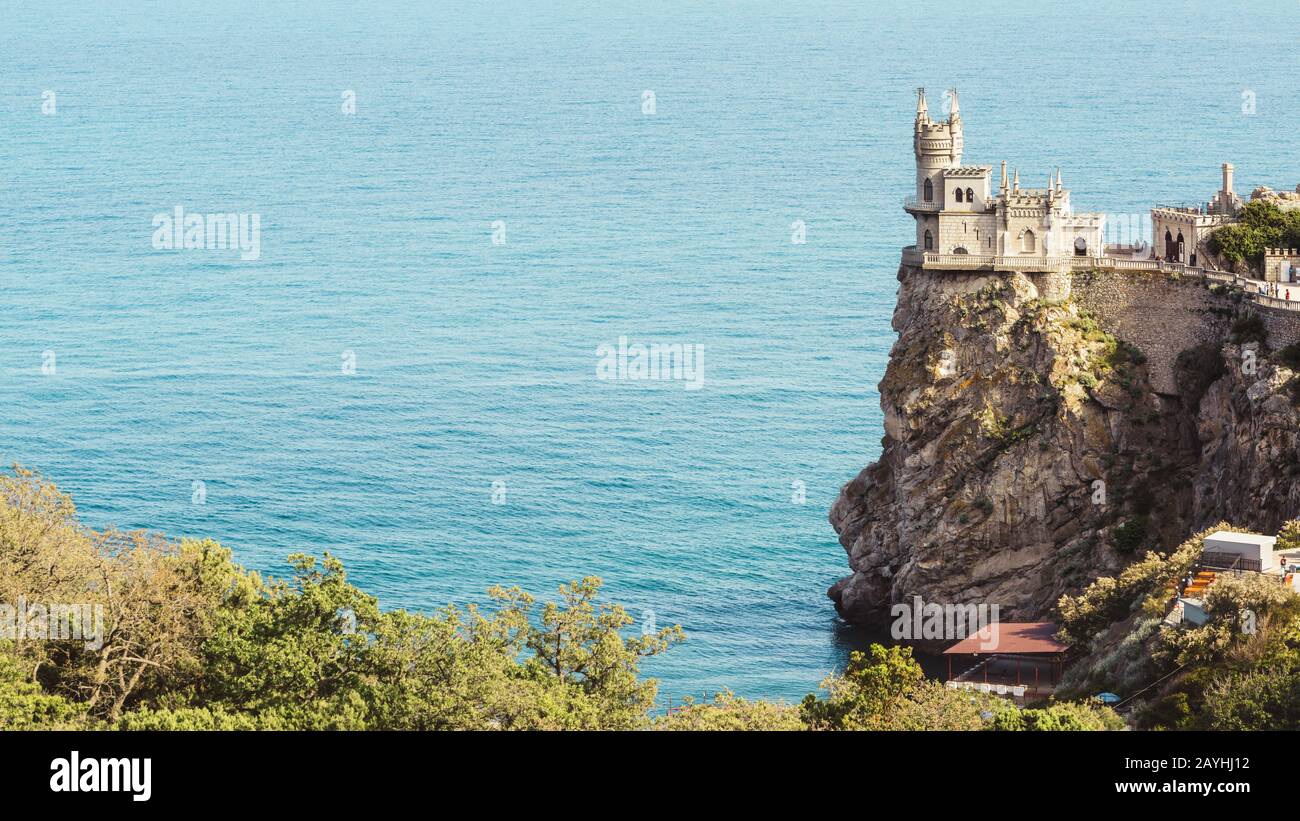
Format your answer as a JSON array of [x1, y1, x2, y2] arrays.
[[828, 264, 1300, 629]]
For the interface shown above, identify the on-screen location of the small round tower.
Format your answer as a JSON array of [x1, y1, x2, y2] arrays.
[[909, 88, 964, 249]]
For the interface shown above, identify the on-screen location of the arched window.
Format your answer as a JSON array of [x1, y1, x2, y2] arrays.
[[1176, 232, 1186, 261], [952, 246, 968, 255], [1021, 229, 1036, 253], [923, 229, 933, 251], [923, 179, 933, 202], [1164, 229, 1174, 257], [966, 187, 974, 203], [955, 188, 964, 203]]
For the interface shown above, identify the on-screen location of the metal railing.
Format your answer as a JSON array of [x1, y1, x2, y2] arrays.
[[902, 196, 942, 212], [1200, 552, 1261, 573]]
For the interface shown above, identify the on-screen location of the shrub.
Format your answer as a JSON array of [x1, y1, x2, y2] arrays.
[[1278, 343, 1300, 371], [1057, 526, 1220, 645], [1112, 516, 1149, 554], [1006, 700, 1126, 731], [1135, 692, 1192, 730], [1207, 199, 1300, 271], [1231, 313, 1267, 345], [651, 692, 804, 731]]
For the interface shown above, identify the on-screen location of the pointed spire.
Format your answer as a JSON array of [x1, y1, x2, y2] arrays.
[[1013, 168, 1020, 192], [1056, 167, 1063, 192], [915, 87, 928, 121], [1000, 160, 1008, 192], [947, 88, 960, 121]]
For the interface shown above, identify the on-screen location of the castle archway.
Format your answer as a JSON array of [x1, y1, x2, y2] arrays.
[[1021, 229, 1036, 254], [1074, 237, 1087, 256]]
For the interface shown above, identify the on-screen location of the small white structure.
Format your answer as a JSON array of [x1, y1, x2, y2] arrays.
[[1264, 248, 1300, 283], [1202, 530, 1277, 573], [1177, 598, 1209, 626]]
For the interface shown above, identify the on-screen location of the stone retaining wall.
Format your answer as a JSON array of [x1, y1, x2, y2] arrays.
[[905, 260, 1300, 396]]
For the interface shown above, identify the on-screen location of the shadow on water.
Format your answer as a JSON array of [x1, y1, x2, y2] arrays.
[[830, 618, 979, 681]]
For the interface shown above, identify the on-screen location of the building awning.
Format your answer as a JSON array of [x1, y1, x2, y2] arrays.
[[942, 622, 1068, 655]]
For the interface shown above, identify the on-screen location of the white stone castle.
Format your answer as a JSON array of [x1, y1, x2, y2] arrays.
[[902, 88, 1263, 275], [897, 87, 1300, 291], [904, 88, 1105, 261]]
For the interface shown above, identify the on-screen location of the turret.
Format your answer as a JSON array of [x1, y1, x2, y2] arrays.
[[908, 86, 965, 249], [1209, 161, 1243, 216], [912, 86, 963, 184]]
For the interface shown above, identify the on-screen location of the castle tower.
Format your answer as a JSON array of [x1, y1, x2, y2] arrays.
[[908, 87, 964, 249], [1209, 161, 1243, 216]]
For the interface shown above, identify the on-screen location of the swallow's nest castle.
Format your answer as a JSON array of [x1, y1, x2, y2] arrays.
[[903, 88, 1250, 272], [905, 88, 1108, 259], [894, 88, 1300, 398]]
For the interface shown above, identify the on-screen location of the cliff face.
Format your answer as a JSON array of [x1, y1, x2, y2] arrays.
[[828, 264, 1300, 629], [1191, 344, 1300, 529]]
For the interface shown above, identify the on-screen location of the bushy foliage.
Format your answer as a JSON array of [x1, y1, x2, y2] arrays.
[[798, 644, 1117, 731], [1057, 617, 1163, 698], [1063, 516, 1300, 731], [1277, 519, 1300, 555], [0, 467, 1130, 732], [1057, 526, 1219, 646], [0, 467, 686, 730], [1207, 199, 1300, 270], [651, 691, 804, 731], [1112, 516, 1150, 554], [0, 649, 86, 729], [1230, 313, 1267, 345], [1277, 344, 1300, 371], [990, 699, 1126, 731], [1197, 664, 1300, 730], [1155, 572, 1298, 670]]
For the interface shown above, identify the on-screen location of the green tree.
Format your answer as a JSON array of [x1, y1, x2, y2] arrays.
[[800, 644, 927, 729], [652, 691, 804, 731], [0, 648, 87, 730]]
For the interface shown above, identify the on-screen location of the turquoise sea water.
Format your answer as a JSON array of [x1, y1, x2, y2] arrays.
[[2, 0, 1298, 703]]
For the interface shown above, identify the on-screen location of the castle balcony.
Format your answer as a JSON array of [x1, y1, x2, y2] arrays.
[[903, 196, 942, 214], [904, 248, 1170, 274]]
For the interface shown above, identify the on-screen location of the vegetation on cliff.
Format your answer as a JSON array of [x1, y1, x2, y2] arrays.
[[0, 467, 1120, 731], [1055, 523, 1300, 730], [831, 269, 1194, 628], [1208, 199, 1300, 271]]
